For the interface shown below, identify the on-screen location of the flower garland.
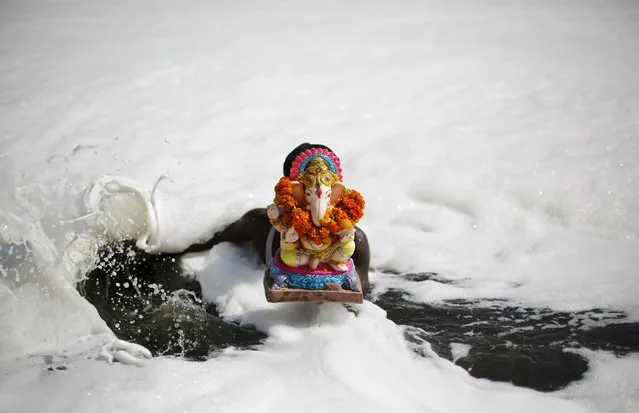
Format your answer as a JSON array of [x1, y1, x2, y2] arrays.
[[273, 177, 365, 245]]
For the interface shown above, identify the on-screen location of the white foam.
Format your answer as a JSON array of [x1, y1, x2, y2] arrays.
[[1, 0, 638, 411], [561, 350, 639, 413], [450, 343, 472, 364]]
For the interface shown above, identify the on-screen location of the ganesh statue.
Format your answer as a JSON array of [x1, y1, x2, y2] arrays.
[[263, 147, 365, 303]]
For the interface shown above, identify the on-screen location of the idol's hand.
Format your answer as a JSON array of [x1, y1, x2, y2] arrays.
[[267, 203, 280, 220], [283, 227, 299, 243]]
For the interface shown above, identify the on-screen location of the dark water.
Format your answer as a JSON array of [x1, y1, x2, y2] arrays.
[[78, 242, 266, 360], [78, 243, 638, 391], [373, 276, 638, 391]]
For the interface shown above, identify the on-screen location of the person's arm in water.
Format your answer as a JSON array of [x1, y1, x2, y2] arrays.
[[179, 208, 371, 294]]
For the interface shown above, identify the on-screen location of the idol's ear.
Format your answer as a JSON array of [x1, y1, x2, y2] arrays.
[[330, 182, 346, 204], [291, 181, 306, 206]]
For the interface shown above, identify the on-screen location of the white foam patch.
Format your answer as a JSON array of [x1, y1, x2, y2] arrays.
[[370, 229, 639, 319], [450, 343, 472, 364], [561, 350, 639, 413], [0, 177, 110, 358], [1, 0, 638, 411]]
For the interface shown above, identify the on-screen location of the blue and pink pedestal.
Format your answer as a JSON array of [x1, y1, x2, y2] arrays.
[[263, 252, 363, 303]]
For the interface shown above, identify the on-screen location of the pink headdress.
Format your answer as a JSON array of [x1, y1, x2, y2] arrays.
[[289, 147, 343, 181]]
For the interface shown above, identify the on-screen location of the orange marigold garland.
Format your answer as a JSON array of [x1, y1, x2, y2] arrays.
[[335, 189, 365, 223], [272, 177, 365, 244]]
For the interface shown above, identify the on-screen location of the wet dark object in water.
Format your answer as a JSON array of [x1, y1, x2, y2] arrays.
[[373, 273, 639, 392], [78, 242, 265, 360]]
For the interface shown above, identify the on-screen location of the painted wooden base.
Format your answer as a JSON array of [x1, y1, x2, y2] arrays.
[[263, 269, 364, 304]]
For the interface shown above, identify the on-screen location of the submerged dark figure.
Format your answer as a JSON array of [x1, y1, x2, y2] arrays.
[[181, 143, 372, 294]]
